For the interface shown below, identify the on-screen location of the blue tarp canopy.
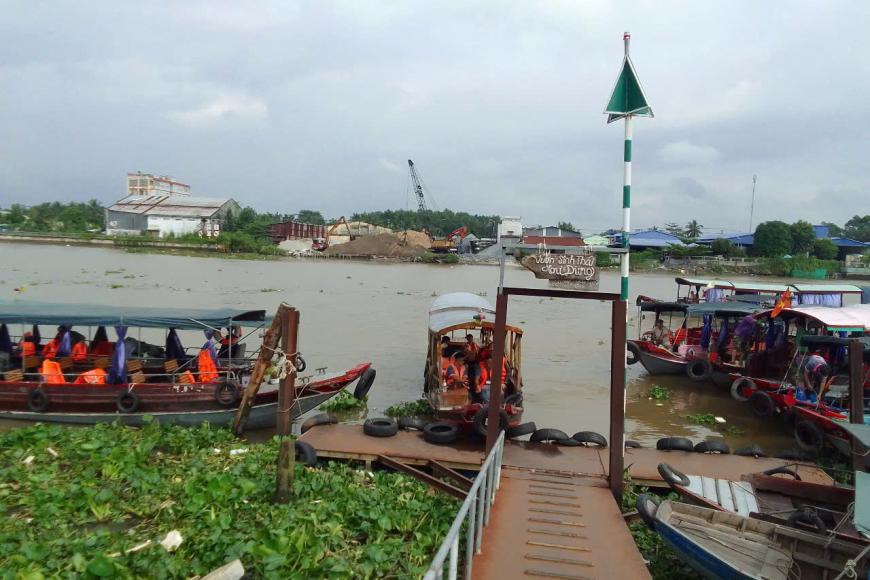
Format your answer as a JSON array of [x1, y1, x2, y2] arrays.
[[0, 301, 269, 330]]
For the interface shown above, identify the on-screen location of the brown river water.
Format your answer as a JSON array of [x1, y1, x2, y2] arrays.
[[1, 243, 814, 452]]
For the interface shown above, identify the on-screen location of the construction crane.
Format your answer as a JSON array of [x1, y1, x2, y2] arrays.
[[408, 159, 428, 211]]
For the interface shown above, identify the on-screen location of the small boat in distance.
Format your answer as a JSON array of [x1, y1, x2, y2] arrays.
[[424, 293, 524, 435], [0, 301, 375, 428], [637, 497, 870, 580]]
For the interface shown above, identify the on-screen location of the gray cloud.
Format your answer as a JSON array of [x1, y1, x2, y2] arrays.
[[0, 1, 867, 234]]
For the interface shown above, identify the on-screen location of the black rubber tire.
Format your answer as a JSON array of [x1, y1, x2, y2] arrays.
[[571, 431, 608, 447], [301, 412, 337, 434], [657, 463, 690, 487], [423, 422, 459, 444], [363, 417, 398, 438], [748, 391, 776, 418], [506, 421, 537, 439], [694, 440, 730, 454], [26, 388, 49, 413], [762, 466, 802, 480], [734, 445, 767, 458], [294, 440, 317, 467], [294, 354, 307, 373], [730, 377, 758, 403], [504, 392, 524, 407], [556, 438, 582, 446], [636, 494, 660, 529], [626, 342, 640, 366], [530, 428, 570, 443], [472, 406, 509, 438], [116, 390, 140, 414], [782, 409, 798, 433], [353, 368, 376, 400], [656, 437, 694, 452], [786, 508, 827, 534], [397, 416, 427, 431], [794, 421, 824, 455], [625, 440, 642, 448], [214, 379, 241, 407], [686, 358, 713, 382]]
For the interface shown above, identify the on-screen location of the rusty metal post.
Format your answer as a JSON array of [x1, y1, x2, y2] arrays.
[[274, 307, 299, 503], [609, 299, 627, 502], [485, 292, 509, 454], [848, 339, 865, 471]]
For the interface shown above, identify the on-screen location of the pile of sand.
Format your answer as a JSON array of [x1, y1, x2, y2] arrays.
[[323, 232, 431, 258]]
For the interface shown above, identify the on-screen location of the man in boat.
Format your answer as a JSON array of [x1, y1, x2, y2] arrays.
[[800, 350, 830, 401], [651, 319, 670, 347], [463, 334, 480, 393], [442, 352, 466, 389]]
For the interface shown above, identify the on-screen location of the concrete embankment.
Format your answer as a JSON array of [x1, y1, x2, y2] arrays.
[[0, 233, 227, 252]]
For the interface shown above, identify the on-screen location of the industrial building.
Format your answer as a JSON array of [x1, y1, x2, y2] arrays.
[[105, 195, 240, 238], [126, 173, 191, 197]]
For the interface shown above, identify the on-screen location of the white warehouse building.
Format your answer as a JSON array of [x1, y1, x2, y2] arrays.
[[105, 195, 240, 238]]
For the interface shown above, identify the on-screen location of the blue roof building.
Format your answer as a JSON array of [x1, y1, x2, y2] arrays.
[[696, 232, 755, 247], [613, 229, 685, 249]]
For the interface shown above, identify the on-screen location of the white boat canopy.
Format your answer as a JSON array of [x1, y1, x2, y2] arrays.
[[675, 277, 862, 296], [782, 304, 870, 332], [428, 292, 496, 333]]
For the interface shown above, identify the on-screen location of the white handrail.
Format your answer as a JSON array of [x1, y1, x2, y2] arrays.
[[423, 430, 505, 580]]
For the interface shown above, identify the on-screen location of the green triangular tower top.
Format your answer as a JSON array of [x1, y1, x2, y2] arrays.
[[604, 56, 653, 123]]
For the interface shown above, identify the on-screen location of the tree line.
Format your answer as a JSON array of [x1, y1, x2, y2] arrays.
[[1, 201, 104, 233], [349, 209, 500, 238]]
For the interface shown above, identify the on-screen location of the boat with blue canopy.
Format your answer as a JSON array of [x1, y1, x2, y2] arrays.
[[0, 300, 374, 428]]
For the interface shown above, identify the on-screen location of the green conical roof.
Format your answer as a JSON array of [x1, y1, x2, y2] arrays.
[[604, 56, 653, 123]]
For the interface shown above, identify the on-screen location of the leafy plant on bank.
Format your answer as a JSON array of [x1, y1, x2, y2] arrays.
[[684, 413, 716, 426], [646, 384, 670, 401], [385, 399, 433, 418], [319, 390, 367, 412], [0, 422, 457, 578]]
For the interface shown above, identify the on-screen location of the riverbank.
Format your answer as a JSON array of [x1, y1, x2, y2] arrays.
[[0, 422, 456, 577]]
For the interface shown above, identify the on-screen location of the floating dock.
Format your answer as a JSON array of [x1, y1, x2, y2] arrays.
[[300, 425, 833, 579]]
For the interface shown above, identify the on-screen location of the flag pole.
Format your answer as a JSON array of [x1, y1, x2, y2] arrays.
[[621, 31, 632, 302]]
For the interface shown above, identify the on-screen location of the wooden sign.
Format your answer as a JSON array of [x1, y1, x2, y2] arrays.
[[521, 250, 599, 290]]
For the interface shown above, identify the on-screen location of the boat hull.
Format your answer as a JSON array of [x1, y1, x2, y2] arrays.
[[630, 340, 687, 375], [656, 520, 755, 580]]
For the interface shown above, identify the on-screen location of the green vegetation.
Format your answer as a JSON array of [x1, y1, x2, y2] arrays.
[[0, 422, 456, 578], [812, 238, 838, 260], [789, 220, 816, 255], [385, 399, 433, 418], [1, 200, 104, 233], [646, 384, 670, 401], [685, 413, 716, 426], [319, 390, 367, 412], [752, 221, 793, 257], [841, 214, 870, 242], [350, 209, 499, 238], [754, 255, 841, 277]]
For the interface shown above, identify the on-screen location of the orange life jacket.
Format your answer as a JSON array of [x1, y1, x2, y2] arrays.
[[441, 358, 464, 388], [41, 359, 65, 384], [181, 370, 196, 384], [20, 340, 36, 357], [71, 342, 88, 363], [74, 368, 107, 385], [42, 339, 59, 360], [90, 341, 113, 356], [197, 349, 219, 383]]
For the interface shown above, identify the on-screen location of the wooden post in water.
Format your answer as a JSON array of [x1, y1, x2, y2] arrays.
[[233, 302, 289, 436], [485, 292, 509, 454], [275, 307, 299, 503], [609, 300, 627, 502], [848, 339, 865, 472]]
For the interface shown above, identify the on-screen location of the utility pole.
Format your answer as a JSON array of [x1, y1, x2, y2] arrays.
[[748, 175, 757, 234]]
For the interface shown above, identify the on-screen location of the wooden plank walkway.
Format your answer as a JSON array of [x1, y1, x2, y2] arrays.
[[472, 471, 649, 580], [299, 425, 834, 486]]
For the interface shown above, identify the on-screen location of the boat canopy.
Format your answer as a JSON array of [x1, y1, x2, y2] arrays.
[[776, 304, 870, 332], [790, 283, 863, 295], [639, 302, 687, 314], [686, 302, 757, 317], [0, 301, 269, 330], [799, 335, 870, 359], [675, 277, 862, 296], [429, 292, 499, 333]]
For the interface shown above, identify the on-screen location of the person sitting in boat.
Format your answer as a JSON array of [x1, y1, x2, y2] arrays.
[[800, 350, 830, 401], [17, 331, 36, 358], [463, 334, 480, 391], [218, 325, 243, 359], [441, 352, 466, 389], [89, 326, 114, 357], [70, 334, 88, 363], [651, 319, 670, 347], [41, 326, 66, 359]]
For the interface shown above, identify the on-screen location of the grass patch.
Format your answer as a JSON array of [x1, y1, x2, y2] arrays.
[[385, 399, 433, 418], [319, 390, 367, 412], [0, 422, 457, 578], [685, 413, 716, 426], [646, 384, 670, 401]]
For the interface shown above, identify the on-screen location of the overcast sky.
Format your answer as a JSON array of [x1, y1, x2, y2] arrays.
[[1, 1, 867, 234]]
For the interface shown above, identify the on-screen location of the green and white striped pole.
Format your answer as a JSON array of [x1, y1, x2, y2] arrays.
[[604, 30, 653, 301]]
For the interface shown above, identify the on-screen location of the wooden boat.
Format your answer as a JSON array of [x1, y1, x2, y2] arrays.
[[0, 301, 375, 428], [423, 293, 524, 434], [657, 462, 865, 542], [637, 497, 870, 580]]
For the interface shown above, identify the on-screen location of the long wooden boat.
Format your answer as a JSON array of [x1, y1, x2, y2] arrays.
[[638, 498, 870, 580], [0, 301, 375, 428], [657, 462, 865, 542]]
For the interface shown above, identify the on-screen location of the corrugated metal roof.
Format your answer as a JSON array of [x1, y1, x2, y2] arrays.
[[108, 195, 234, 218], [522, 236, 585, 246]]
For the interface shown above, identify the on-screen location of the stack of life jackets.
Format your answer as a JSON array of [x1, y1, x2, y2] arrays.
[[40, 360, 65, 384], [74, 368, 108, 385], [197, 349, 220, 383]]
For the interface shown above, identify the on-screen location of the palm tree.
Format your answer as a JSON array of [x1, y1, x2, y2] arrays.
[[684, 220, 703, 239]]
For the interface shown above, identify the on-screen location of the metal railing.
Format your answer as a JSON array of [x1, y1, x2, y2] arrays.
[[423, 430, 506, 580]]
